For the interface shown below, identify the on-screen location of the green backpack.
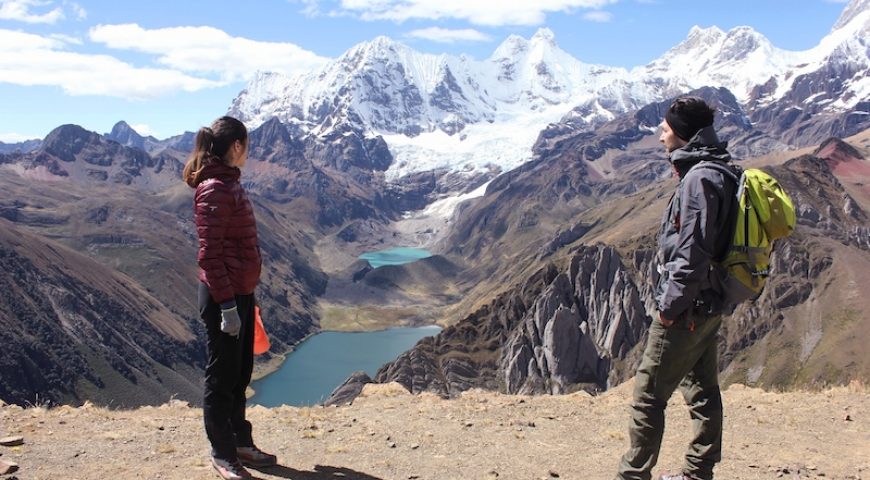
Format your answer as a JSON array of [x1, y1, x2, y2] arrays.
[[695, 162, 797, 304]]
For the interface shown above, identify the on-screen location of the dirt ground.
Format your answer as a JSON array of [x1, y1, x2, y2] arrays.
[[1, 380, 867, 480]]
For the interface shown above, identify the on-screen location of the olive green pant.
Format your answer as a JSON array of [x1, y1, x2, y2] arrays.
[[616, 314, 723, 480]]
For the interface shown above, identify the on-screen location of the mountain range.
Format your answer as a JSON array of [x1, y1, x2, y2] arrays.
[[1, 0, 869, 407], [229, 0, 869, 186]]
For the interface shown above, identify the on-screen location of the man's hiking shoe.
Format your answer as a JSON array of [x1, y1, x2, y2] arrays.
[[211, 457, 252, 480], [659, 473, 700, 480], [237, 446, 278, 468]]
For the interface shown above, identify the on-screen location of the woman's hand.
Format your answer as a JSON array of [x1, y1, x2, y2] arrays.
[[220, 306, 242, 337]]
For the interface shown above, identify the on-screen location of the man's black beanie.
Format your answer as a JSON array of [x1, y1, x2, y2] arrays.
[[665, 97, 715, 141]]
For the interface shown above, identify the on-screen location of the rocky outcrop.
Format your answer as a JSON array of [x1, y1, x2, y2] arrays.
[[540, 221, 595, 258], [501, 246, 647, 394], [104, 121, 160, 152], [372, 245, 649, 398], [324, 371, 372, 406]]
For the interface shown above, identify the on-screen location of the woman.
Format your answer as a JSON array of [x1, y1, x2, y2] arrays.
[[183, 116, 277, 480]]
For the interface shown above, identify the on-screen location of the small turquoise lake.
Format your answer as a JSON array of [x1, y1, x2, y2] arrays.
[[250, 326, 441, 407], [359, 247, 432, 268]]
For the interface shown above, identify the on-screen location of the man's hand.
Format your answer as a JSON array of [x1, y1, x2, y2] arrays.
[[658, 311, 675, 327]]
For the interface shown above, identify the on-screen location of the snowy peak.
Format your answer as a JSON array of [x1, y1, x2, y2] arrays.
[[833, 0, 870, 30], [719, 26, 776, 61], [230, 29, 613, 137], [342, 35, 414, 69], [672, 25, 726, 55], [642, 25, 792, 102], [530, 27, 557, 46], [653, 24, 775, 66], [485, 27, 626, 107], [491, 34, 530, 61]]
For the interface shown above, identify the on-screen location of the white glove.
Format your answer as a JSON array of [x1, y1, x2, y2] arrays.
[[220, 306, 241, 337]]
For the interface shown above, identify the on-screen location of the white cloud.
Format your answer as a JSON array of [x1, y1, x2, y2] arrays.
[[130, 123, 159, 137], [48, 32, 82, 44], [0, 29, 221, 99], [291, 0, 322, 16], [338, 0, 618, 26], [0, 0, 82, 24], [89, 23, 330, 82], [65, 0, 85, 19], [0, 28, 63, 48], [0, 132, 39, 143], [406, 27, 492, 43], [583, 10, 612, 22]]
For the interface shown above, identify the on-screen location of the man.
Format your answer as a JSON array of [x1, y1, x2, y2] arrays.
[[615, 96, 737, 480]]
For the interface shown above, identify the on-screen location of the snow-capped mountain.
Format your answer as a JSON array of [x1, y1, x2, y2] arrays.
[[638, 25, 800, 104], [229, 28, 652, 179], [229, 0, 869, 181]]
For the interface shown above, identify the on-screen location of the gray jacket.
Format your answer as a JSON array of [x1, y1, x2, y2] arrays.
[[656, 126, 737, 320]]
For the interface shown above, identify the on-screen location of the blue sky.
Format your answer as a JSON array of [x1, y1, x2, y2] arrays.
[[0, 0, 854, 142]]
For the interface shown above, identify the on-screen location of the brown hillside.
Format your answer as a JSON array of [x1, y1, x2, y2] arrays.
[[0, 218, 201, 407]]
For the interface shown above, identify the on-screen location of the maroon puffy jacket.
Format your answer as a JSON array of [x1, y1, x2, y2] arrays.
[[194, 162, 261, 305]]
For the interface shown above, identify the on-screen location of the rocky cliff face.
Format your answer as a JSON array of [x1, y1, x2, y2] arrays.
[[501, 246, 647, 394]]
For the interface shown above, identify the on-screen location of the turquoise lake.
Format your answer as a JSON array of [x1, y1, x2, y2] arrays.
[[250, 326, 441, 407], [359, 247, 432, 268]]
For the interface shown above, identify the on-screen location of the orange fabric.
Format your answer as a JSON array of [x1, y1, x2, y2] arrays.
[[253, 306, 270, 355]]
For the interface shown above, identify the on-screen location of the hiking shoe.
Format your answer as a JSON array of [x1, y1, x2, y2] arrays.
[[659, 473, 700, 480], [211, 457, 252, 480], [237, 445, 278, 468]]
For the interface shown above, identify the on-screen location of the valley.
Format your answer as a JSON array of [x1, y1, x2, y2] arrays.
[[0, 0, 868, 410]]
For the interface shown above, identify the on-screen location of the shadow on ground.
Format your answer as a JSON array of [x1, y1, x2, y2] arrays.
[[253, 464, 385, 480]]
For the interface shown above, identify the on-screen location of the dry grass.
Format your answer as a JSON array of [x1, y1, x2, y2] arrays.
[[318, 301, 428, 331], [1, 381, 867, 479]]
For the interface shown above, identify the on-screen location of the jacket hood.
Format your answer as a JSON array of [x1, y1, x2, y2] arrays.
[[668, 126, 731, 178]]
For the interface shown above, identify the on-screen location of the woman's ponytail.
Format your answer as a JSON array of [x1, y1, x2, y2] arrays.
[[182, 117, 248, 188]]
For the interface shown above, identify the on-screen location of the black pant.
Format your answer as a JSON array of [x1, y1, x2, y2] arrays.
[[199, 283, 255, 461]]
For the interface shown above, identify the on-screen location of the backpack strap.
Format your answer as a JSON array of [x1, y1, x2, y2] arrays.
[[689, 160, 741, 184], [687, 161, 743, 263]]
